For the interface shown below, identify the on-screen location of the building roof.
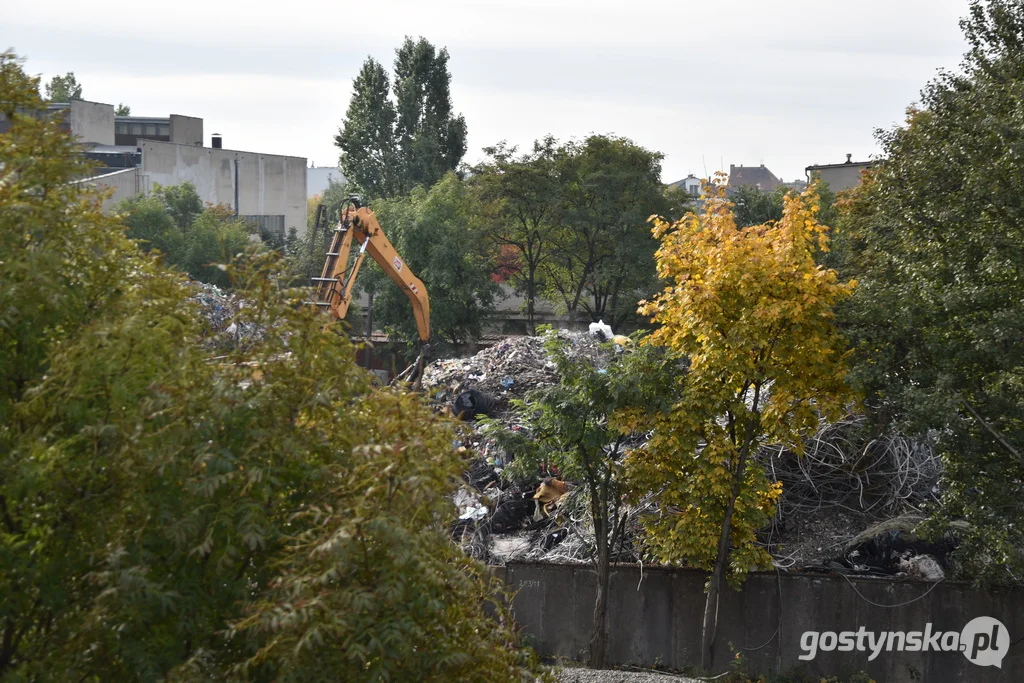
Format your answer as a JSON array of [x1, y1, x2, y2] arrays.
[[728, 164, 782, 191], [806, 155, 873, 172]]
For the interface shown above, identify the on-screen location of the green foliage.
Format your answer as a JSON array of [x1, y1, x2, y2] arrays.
[[156, 181, 204, 229], [837, 0, 1024, 585], [117, 183, 252, 288], [730, 184, 788, 228], [44, 70, 82, 101], [545, 135, 672, 328], [336, 38, 467, 199], [633, 179, 855, 669], [1, 54, 545, 680], [114, 103, 130, 116], [475, 137, 561, 333], [370, 173, 501, 351], [476, 135, 679, 332]]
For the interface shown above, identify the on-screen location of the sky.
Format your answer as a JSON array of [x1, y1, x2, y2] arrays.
[[6, 0, 972, 184]]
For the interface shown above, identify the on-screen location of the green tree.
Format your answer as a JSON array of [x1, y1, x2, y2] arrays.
[[485, 332, 681, 668], [114, 102, 130, 115], [180, 205, 251, 288], [336, 37, 467, 199], [0, 52, 547, 680], [155, 181, 204, 229], [631, 181, 855, 671], [838, 0, 1024, 585], [371, 172, 500, 352], [44, 70, 82, 101], [545, 135, 672, 329], [117, 184, 253, 288], [475, 137, 561, 334], [729, 184, 787, 227], [335, 58, 399, 199]]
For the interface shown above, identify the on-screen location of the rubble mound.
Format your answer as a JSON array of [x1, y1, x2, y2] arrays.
[[187, 281, 262, 350], [422, 332, 606, 417], [429, 331, 621, 565]]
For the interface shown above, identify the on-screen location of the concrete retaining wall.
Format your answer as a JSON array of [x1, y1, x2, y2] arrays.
[[500, 562, 1023, 682]]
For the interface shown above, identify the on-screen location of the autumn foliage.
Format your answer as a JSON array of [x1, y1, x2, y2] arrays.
[[628, 178, 855, 669]]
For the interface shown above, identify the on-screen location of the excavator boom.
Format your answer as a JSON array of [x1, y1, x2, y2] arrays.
[[313, 200, 431, 343]]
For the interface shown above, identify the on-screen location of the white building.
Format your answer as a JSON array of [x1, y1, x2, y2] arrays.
[[59, 100, 308, 239]]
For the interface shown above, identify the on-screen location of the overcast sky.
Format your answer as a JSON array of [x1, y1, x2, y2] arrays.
[[6, 0, 971, 183]]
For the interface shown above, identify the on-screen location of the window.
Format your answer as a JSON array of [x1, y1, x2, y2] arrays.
[[116, 123, 128, 134], [144, 124, 157, 136], [130, 123, 142, 135], [158, 125, 169, 136]]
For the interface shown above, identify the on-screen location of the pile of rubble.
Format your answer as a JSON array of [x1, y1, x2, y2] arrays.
[[422, 332, 606, 416], [423, 330, 626, 565], [187, 281, 262, 350]]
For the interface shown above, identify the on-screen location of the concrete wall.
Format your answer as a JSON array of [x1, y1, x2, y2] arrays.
[[77, 168, 148, 210], [69, 100, 114, 145], [808, 163, 870, 192], [501, 562, 1023, 683], [169, 114, 203, 146], [140, 139, 307, 236]]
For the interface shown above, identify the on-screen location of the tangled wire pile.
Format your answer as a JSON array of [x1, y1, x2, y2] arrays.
[[759, 416, 944, 570], [761, 416, 941, 519]]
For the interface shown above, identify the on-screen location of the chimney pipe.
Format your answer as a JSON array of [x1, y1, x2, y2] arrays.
[[212, 134, 222, 149], [845, 153, 852, 164]]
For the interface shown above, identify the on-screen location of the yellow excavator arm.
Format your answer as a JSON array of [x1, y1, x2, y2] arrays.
[[312, 198, 431, 343]]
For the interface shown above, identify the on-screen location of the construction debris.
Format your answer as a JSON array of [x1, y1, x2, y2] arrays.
[[430, 332, 633, 565], [188, 281, 262, 350], [422, 332, 606, 417]]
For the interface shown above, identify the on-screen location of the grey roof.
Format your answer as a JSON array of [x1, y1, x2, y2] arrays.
[[806, 159, 872, 171], [728, 164, 782, 191]]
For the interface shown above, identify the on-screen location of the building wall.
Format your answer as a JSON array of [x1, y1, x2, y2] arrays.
[[140, 139, 307, 236], [501, 562, 1022, 683], [76, 168, 149, 210], [69, 100, 114, 145], [169, 114, 203, 146], [808, 163, 871, 192], [307, 166, 346, 198]]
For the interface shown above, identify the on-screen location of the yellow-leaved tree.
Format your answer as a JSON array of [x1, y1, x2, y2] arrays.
[[627, 178, 855, 672]]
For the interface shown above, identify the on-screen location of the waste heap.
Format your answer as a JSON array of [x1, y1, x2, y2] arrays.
[[422, 331, 620, 565], [422, 332, 605, 414], [188, 281, 262, 351]]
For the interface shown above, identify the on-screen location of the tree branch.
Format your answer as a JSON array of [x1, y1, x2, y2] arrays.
[[962, 398, 1023, 467]]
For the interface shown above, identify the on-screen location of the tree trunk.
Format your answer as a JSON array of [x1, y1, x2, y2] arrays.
[[700, 448, 748, 672], [589, 507, 609, 668], [526, 264, 537, 335]]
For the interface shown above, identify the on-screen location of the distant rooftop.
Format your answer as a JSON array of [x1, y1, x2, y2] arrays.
[[806, 154, 872, 171], [728, 164, 782, 191]]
